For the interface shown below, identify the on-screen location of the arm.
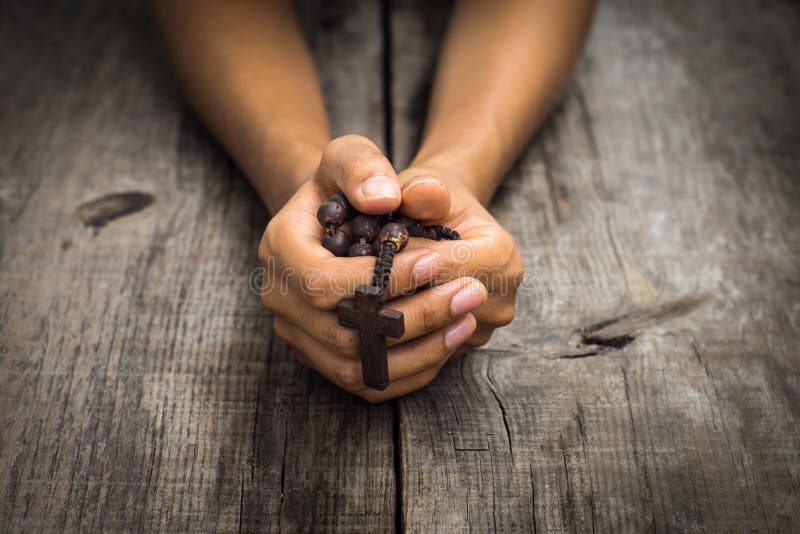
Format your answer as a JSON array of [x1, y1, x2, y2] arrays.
[[155, 0, 329, 213], [409, 0, 596, 203], [395, 0, 595, 356], [157, 1, 484, 402]]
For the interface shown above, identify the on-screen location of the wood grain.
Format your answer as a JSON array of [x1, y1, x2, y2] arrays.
[[391, 0, 800, 531], [0, 1, 394, 532], [1, 0, 798, 532]]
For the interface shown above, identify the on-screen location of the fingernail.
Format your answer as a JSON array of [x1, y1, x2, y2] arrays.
[[403, 175, 443, 192], [450, 281, 487, 316], [445, 315, 476, 351], [361, 174, 400, 200], [411, 252, 440, 284]]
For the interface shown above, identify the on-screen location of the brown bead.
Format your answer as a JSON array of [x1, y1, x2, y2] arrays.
[[348, 239, 373, 257], [329, 193, 356, 220], [422, 226, 438, 240], [322, 228, 352, 257], [377, 222, 409, 251], [351, 214, 380, 241], [395, 215, 425, 237], [317, 200, 347, 228], [339, 220, 353, 237]]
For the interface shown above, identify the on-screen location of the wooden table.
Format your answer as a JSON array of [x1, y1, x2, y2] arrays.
[[2, 0, 798, 531]]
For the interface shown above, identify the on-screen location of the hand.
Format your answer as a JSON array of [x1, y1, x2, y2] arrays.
[[396, 163, 525, 358], [257, 135, 489, 402]]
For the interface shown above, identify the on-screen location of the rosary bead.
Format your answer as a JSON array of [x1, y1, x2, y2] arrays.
[[348, 238, 373, 257], [322, 228, 352, 257], [317, 200, 347, 228], [422, 226, 439, 240], [339, 220, 353, 237], [431, 225, 460, 240], [395, 215, 425, 237], [352, 214, 381, 241], [329, 193, 356, 220], [377, 222, 409, 251]]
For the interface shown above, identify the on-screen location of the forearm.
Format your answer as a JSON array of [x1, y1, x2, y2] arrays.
[[412, 0, 596, 204], [155, 0, 329, 212]]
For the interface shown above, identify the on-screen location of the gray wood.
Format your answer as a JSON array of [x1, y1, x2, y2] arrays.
[[1, 0, 799, 532], [0, 1, 394, 532], [391, 0, 800, 531]]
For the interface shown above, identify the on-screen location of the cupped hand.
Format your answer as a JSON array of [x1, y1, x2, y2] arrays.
[[257, 135, 488, 402], [396, 164, 525, 358]]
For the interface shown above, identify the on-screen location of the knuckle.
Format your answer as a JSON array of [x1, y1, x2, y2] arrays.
[[331, 327, 359, 357], [494, 304, 516, 327], [263, 219, 283, 250], [325, 135, 381, 171], [335, 361, 363, 392], [341, 146, 387, 179], [333, 134, 372, 148], [323, 136, 348, 159], [419, 302, 442, 332], [468, 330, 494, 348], [257, 239, 271, 266], [307, 291, 335, 310], [508, 251, 525, 289], [299, 270, 335, 309]]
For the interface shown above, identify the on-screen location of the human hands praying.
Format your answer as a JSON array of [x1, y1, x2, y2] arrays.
[[397, 164, 525, 360], [257, 135, 491, 402]]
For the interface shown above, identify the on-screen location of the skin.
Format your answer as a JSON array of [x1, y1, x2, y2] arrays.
[[156, 0, 596, 402]]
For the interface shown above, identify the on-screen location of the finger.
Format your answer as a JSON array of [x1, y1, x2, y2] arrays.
[[266, 277, 485, 358], [286, 246, 444, 309], [385, 313, 476, 380], [386, 277, 487, 346], [357, 315, 479, 403], [421, 232, 523, 294], [399, 174, 451, 222], [317, 134, 401, 214], [466, 326, 496, 349], [470, 293, 517, 329], [274, 313, 476, 392], [356, 365, 443, 403]]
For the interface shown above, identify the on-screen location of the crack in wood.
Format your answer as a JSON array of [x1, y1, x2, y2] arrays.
[[576, 403, 597, 534], [560, 433, 576, 531], [559, 294, 714, 359], [621, 365, 657, 531], [393, 400, 404, 534], [486, 356, 514, 461], [74, 191, 154, 230]]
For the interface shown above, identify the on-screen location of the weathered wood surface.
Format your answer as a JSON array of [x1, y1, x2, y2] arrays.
[[0, 0, 798, 533], [392, 0, 800, 531], [0, 1, 393, 532]]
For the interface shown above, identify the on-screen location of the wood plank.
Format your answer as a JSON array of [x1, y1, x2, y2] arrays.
[[0, 0, 394, 532], [391, 0, 800, 531]]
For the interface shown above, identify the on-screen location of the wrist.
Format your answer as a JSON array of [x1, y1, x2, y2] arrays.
[[253, 138, 324, 213]]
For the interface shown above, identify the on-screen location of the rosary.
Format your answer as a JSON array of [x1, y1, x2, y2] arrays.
[[317, 193, 460, 390]]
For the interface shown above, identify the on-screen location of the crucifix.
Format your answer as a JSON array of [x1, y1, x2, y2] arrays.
[[318, 193, 460, 391], [337, 284, 404, 390]]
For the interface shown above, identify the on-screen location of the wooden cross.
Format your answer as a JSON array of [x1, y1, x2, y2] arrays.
[[337, 284, 404, 391]]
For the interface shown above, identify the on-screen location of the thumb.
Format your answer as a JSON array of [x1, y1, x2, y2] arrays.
[[398, 174, 451, 222], [316, 135, 401, 214]]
